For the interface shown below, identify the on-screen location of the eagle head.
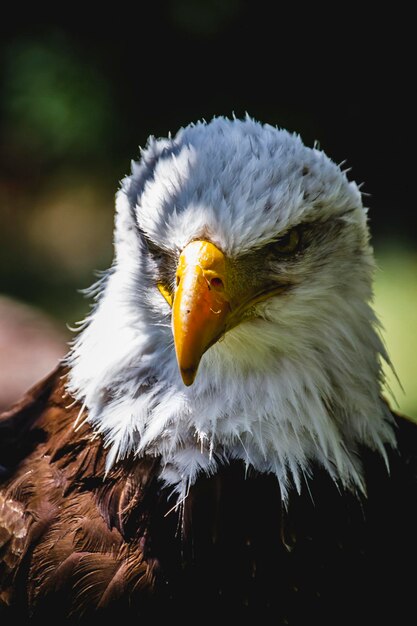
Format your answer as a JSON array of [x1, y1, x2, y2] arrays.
[[67, 116, 395, 501]]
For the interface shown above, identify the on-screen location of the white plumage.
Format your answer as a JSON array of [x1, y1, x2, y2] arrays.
[[67, 115, 395, 502]]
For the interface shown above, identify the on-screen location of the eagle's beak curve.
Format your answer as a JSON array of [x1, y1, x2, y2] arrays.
[[172, 240, 231, 386]]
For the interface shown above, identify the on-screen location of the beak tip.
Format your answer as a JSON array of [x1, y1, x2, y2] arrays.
[[180, 367, 198, 386]]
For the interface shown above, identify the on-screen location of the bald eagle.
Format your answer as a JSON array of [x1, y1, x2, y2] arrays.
[[1, 116, 416, 624]]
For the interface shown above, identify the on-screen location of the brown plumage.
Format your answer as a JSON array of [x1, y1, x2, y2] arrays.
[[0, 367, 158, 620], [1, 366, 417, 624]]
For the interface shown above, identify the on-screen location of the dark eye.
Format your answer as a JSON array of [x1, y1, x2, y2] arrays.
[[275, 228, 301, 254]]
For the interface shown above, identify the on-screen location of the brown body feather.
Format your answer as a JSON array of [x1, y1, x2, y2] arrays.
[[1, 368, 417, 624], [0, 368, 159, 620]]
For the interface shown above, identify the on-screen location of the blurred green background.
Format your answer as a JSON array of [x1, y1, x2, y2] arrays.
[[0, 3, 415, 417]]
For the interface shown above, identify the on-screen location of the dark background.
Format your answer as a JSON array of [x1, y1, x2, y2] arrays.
[[0, 2, 415, 412]]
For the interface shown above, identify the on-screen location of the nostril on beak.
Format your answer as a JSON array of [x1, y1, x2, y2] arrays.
[[210, 277, 224, 290]]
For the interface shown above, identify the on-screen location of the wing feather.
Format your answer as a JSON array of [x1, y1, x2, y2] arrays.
[[0, 366, 161, 618], [0, 494, 29, 607]]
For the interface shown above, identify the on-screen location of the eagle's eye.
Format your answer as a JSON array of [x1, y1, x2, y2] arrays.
[[274, 227, 301, 254]]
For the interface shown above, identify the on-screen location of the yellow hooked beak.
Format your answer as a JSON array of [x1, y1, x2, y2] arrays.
[[158, 239, 286, 386], [172, 241, 231, 386]]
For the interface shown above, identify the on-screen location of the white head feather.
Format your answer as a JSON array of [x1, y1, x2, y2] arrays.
[[67, 115, 396, 502]]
